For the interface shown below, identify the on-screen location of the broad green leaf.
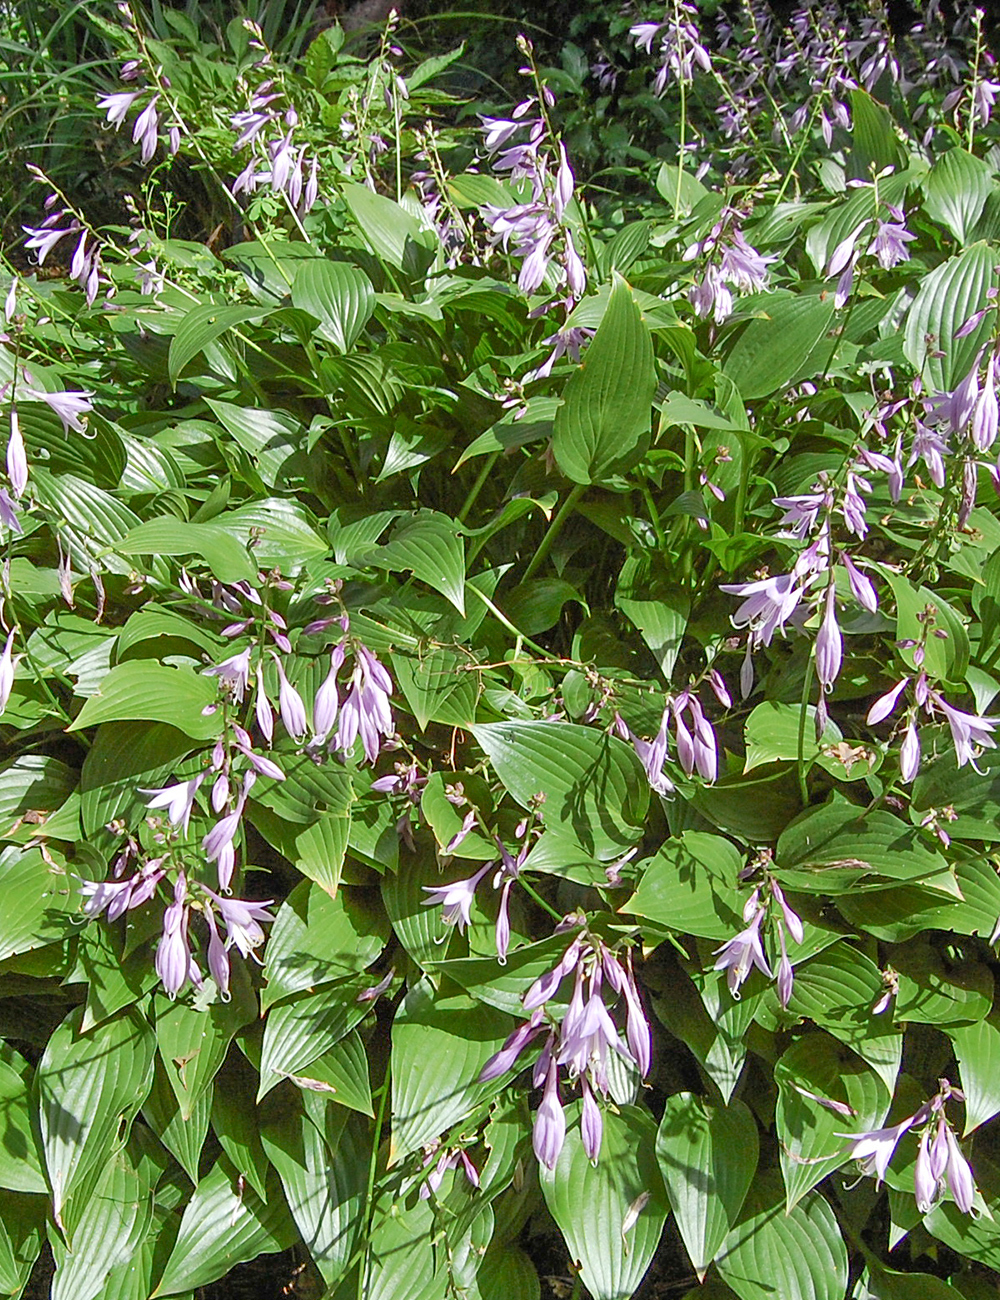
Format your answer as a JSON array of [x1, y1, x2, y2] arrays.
[[213, 498, 327, 569], [856, 1263, 969, 1300], [37, 1007, 154, 1231], [948, 1019, 1000, 1134], [776, 798, 959, 897], [903, 242, 996, 391], [472, 721, 648, 856], [391, 647, 479, 728], [204, 397, 306, 488], [724, 292, 835, 400], [80, 720, 194, 837], [263, 881, 388, 1009], [258, 978, 371, 1099], [341, 181, 435, 274], [789, 944, 903, 1093], [50, 1147, 150, 1300], [250, 802, 351, 898], [689, 764, 803, 843], [167, 303, 266, 385], [211, 1051, 270, 1199], [477, 1244, 541, 1300], [743, 701, 841, 772], [141, 1061, 212, 1184], [151, 1157, 296, 1296], [893, 939, 992, 1025], [153, 968, 256, 1120], [774, 1034, 888, 1209], [68, 662, 223, 740], [0, 1190, 44, 1297], [0, 844, 81, 963], [717, 1178, 848, 1300], [837, 855, 1000, 942], [501, 579, 588, 636], [361, 1180, 440, 1300], [922, 147, 994, 244], [551, 273, 655, 485], [924, 1199, 1000, 1271], [911, 746, 1000, 841], [18, 404, 125, 488], [371, 511, 466, 614], [883, 569, 969, 682], [288, 1030, 374, 1115], [429, 931, 575, 1016], [615, 557, 689, 681], [0, 1044, 45, 1194], [116, 517, 256, 584], [848, 89, 904, 179], [291, 259, 374, 351], [260, 1095, 368, 1288], [390, 978, 512, 1160], [539, 1104, 669, 1300], [655, 1093, 757, 1279], [622, 832, 743, 940]]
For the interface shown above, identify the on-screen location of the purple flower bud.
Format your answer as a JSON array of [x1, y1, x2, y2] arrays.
[[914, 1128, 937, 1213], [815, 585, 843, 691], [204, 903, 231, 996], [775, 924, 794, 1008], [155, 874, 201, 997], [524, 936, 583, 1009], [842, 554, 878, 613], [706, 669, 732, 708], [533, 1058, 566, 1169], [867, 677, 908, 726], [580, 1074, 602, 1161], [945, 1125, 975, 1213], [6, 411, 26, 499], [255, 665, 274, 745], [0, 626, 20, 715], [771, 882, 804, 944], [312, 650, 341, 742], [272, 653, 308, 742], [899, 721, 921, 783], [479, 1008, 545, 1081], [132, 95, 160, 164]]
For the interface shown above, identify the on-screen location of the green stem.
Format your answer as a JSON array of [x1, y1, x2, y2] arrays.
[[519, 877, 563, 924], [458, 452, 499, 524], [463, 584, 563, 662], [796, 653, 816, 805], [357, 1068, 392, 1300], [522, 483, 586, 582]]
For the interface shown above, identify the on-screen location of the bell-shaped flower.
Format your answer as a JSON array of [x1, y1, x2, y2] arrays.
[[580, 1074, 603, 1161], [421, 861, 494, 933], [155, 874, 201, 997], [142, 771, 206, 838], [479, 1008, 545, 1082], [840, 1113, 920, 1185], [533, 1058, 566, 1170], [0, 626, 21, 715], [816, 585, 843, 691], [7, 411, 27, 498], [713, 907, 771, 998], [272, 653, 308, 742], [867, 677, 908, 726], [934, 695, 997, 769]]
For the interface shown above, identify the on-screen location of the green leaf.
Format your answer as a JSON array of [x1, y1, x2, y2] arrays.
[[151, 1157, 296, 1296], [116, 517, 256, 584], [204, 397, 306, 488], [622, 832, 743, 940], [789, 944, 903, 1093], [716, 1178, 848, 1300], [291, 259, 375, 352], [260, 1096, 368, 1288], [922, 147, 993, 244], [848, 89, 903, 179], [258, 979, 371, 1099], [477, 1245, 541, 1300], [615, 557, 689, 681], [68, 662, 223, 740], [0, 753, 76, 829], [389, 978, 512, 1160], [0, 1044, 46, 1193], [391, 647, 479, 728], [501, 579, 588, 637], [774, 1034, 888, 1210], [37, 1007, 154, 1231], [689, 764, 803, 843], [655, 1093, 757, 1279], [744, 702, 841, 772], [539, 1104, 669, 1300], [723, 292, 835, 400], [0, 845, 81, 963], [551, 273, 656, 485], [153, 971, 256, 1120], [371, 511, 467, 614], [141, 1061, 212, 1184], [341, 181, 435, 274], [167, 303, 266, 386], [883, 569, 969, 682], [211, 1051, 270, 1199], [262, 881, 388, 1010], [0, 1190, 44, 1297], [948, 1019, 1000, 1134], [50, 1146, 150, 1300], [903, 242, 996, 391], [288, 1030, 374, 1115], [893, 940, 992, 1025], [472, 721, 648, 856], [80, 720, 194, 837], [776, 798, 959, 897]]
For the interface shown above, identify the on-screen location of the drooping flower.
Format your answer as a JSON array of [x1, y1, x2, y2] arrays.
[[272, 653, 308, 742], [155, 874, 201, 997], [630, 707, 675, 797], [713, 907, 772, 997], [142, 772, 207, 838], [720, 571, 807, 649], [933, 694, 997, 769], [533, 1057, 566, 1169], [815, 585, 843, 691], [334, 645, 394, 764], [204, 646, 252, 703], [132, 95, 160, 163], [98, 90, 141, 129], [421, 861, 494, 933]]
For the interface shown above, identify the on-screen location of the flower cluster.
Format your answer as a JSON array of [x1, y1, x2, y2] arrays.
[[479, 55, 585, 304], [867, 668, 997, 786], [230, 72, 319, 215], [842, 1080, 976, 1216], [714, 879, 804, 1006], [684, 208, 775, 324], [615, 670, 730, 796], [825, 192, 917, 307], [629, 3, 712, 95], [22, 191, 105, 307], [479, 934, 652, 1167]]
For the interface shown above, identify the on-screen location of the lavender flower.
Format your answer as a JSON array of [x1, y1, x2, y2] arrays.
[[713, 907, 771, 997], [142, 772, 206, 838], [0, 626, 20, 715], [132, 96, 160, 164], [934, 695, 997, 768], [98, 90, 141, 129], [630, 707, 675, 797], [842, 1114, 919, 1184], [80, 859, 165, 921], [421, 861, 494, 932], [24, 386, 94, 436], [204, 646, 252, 703], [815, 585, 843, 691], [867, 677, 909, 725], [479, 1008, 546, 1081], [312, 645, 345, 743], [155, 874, 201, 997], [533, 1057, 566, 1169], [867, 209, 916, 270], [6, 412, 26, 499], [720, 571, 807, 649], [334, 645, 394, 764], [272, 653, 308, 742]]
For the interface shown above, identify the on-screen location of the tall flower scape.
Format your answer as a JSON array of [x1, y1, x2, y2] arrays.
[[6, 0, 1000, 1296]]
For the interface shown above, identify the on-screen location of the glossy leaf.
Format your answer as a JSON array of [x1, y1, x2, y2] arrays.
[[291, 259, 374, 351]]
